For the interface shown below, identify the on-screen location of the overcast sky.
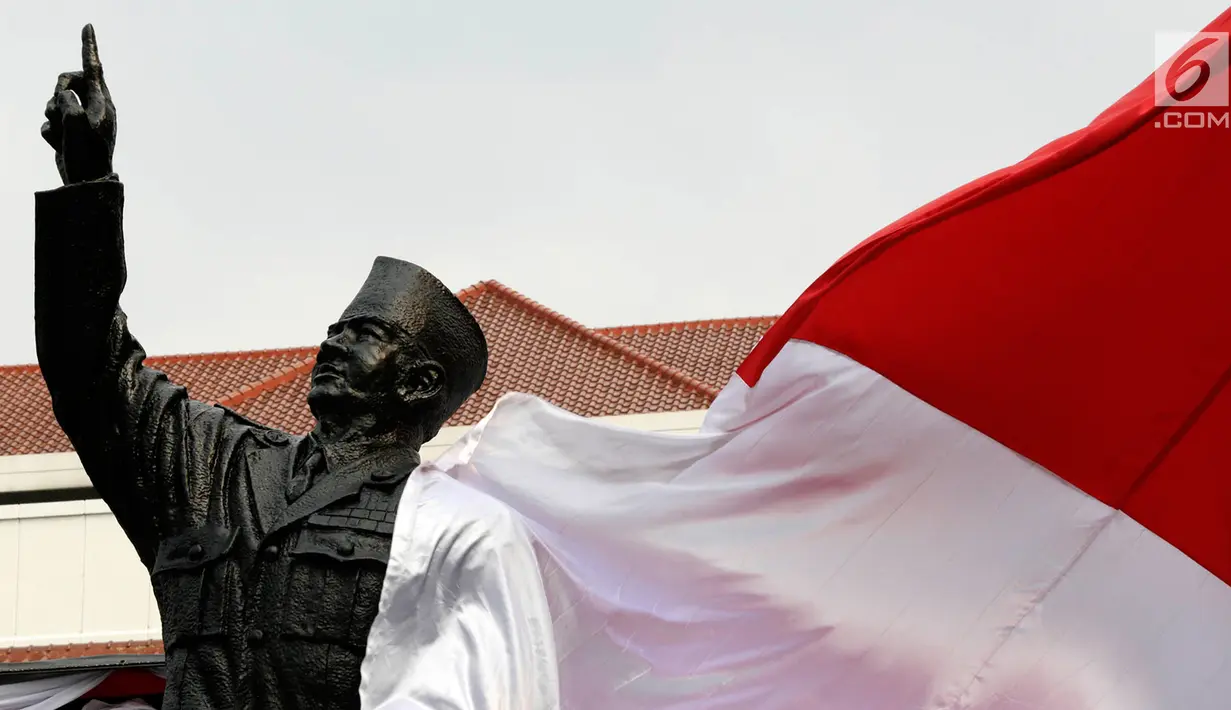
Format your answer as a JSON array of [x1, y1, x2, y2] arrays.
[[0, 1, 1225, 365]]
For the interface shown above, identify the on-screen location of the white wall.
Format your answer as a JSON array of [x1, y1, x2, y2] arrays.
[[0, 410, 707, 648], [0, 452, 90, 498], [0, 499, 158, 647]]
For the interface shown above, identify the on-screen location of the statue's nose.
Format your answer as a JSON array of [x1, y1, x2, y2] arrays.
[[318, 334, 347, 359]]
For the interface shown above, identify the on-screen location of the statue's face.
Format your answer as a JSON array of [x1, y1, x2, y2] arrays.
[[307, 317, 410, 413]]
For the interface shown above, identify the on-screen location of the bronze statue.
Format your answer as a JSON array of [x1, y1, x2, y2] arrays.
[[36, 25, 489, 710]]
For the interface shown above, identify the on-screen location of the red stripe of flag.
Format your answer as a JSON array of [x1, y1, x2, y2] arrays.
[[739, 8, 1231, 583]]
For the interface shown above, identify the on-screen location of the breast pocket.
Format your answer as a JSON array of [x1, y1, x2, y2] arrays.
[[151, 524, 237, 650], [281, 525, 392, 651]]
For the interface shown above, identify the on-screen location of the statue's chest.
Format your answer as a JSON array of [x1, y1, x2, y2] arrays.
[[305, 485, 400, 537], [238, 482, 408, 702], [265, 485, 404, 603], [268, 483, 406, 617]]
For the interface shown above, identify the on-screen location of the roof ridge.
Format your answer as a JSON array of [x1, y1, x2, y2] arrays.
[[596, 315, 779, 337], [213, 355, 318, 410], [454, 280, 494, 302], [0, 363, 41, 374], [0, 639, 165, 664], [1, 346, 320, 371], [481, 282, 721, 401], [0, 639, 165, 652], [150, 345, 319, 365]]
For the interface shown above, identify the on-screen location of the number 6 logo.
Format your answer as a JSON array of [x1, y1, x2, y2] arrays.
[[1155, 32, 1229, 108]]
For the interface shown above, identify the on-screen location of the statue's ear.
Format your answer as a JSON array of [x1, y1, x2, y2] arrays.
[[398, 360, 445, 404]]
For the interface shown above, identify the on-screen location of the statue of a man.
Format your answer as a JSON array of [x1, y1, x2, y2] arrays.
[[35, 25, 554, 710]]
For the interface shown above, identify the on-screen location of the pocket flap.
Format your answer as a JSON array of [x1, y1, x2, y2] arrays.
[[291, 526, 390, 566], [154, 524, 237, 574]]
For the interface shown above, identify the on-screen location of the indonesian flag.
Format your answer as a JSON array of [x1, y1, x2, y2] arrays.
[[362, 9, 1231, 710]]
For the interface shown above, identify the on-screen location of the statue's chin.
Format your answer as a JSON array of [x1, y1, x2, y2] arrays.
[[306, 380, 355, 417], [307, 381, 405, 426]]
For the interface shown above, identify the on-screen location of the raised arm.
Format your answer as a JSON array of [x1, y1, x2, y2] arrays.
[[35, 26, 251, 566]]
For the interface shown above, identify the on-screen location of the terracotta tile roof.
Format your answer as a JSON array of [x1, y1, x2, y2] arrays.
[[0, 347, 318, 456], [445, 281, 718, 424], [0, 281, 774, 454], [0, 364, 70, 456], [229, 366, 316, 434], [0, 639, 163, 663], [155, 347, 319, 404], [597, 316, 778, 392]]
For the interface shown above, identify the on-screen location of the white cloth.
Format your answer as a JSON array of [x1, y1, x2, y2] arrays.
[[362, 340, 1231, 709], [0, 672, 106, 710], [361, 470, 559, 710]]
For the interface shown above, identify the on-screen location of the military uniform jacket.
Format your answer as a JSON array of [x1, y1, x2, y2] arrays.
[[34, 179, 414, 710]]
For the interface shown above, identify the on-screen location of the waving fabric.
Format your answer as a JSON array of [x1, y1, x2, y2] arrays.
[[361, 10, 1231, 709]]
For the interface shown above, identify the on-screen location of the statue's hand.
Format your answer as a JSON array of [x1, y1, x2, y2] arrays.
[[40, 24, 116, 186]]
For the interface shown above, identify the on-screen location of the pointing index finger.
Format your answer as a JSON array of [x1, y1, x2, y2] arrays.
[[81, 24, 102, 79]]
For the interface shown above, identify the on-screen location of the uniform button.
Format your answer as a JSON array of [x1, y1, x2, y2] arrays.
[[187, 544, 205, 562], [337, 540, 355, 557], [248, 629, 265, 645], [261, 545, 279, 560], [261, 430, 288, 445]]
